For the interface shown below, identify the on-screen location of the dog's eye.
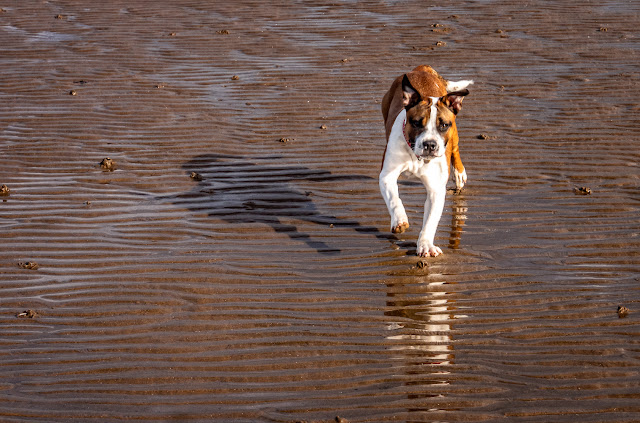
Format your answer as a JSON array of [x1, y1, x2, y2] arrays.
[[438, 121, 451, 132], [410, 119, 425, 128]]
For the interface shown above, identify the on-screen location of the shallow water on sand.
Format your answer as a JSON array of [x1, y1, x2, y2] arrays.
[[1, 1, 639, 422]]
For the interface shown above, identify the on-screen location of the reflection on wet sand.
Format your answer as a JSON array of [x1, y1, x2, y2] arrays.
[[386, 276, 464, 417], [448, 194, 468, 250]]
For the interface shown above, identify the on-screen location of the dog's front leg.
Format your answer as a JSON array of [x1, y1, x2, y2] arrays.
[[416, 185, 446, 257], [453, 167, 467, 190], [379, 167, 409, 234]]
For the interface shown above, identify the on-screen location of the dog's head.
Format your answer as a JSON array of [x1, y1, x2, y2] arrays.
[[401, 75, 470, 160]]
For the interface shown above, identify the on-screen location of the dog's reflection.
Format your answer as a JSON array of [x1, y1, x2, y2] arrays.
[[386, 280, 454, 366], [448, 194, 468, 250], [385, 277, 465, 412]]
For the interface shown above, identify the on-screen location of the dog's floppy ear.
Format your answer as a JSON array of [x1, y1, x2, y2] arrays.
[[401, 74, 421, 109], [442, 89, 469, 115], [446, 79, 473, 93]]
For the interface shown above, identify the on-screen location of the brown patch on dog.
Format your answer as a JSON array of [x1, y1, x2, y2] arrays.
[[438, 92, 468, 171]]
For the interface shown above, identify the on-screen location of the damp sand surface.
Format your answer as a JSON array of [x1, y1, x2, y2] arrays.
[[1, 2, 639, 422]]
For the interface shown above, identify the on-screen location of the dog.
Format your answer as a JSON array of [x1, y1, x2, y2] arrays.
[[379, 65, 472, 257]]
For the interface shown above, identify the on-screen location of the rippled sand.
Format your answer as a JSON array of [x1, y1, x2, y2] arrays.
[[1, 1, 639, 422]]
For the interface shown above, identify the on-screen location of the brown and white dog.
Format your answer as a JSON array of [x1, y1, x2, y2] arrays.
[[380, 65, 472, 257]]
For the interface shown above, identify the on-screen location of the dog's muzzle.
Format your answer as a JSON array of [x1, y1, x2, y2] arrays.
[[417, 139, 442, 160], [422, 140, 438, 155]]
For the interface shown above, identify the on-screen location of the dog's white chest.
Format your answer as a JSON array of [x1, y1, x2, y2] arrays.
[[407, 155, 448, 185]]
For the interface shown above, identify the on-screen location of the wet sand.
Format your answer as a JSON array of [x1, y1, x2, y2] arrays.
[[1, 1, 639, 422]]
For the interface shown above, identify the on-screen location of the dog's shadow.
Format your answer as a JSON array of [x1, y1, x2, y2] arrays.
[[169, 154, 392, 254]]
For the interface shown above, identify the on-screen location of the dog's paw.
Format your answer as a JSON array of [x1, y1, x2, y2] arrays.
[[417, 244, 442, 257], [453, 168, 467, 190], [392, 221, 409, 234]]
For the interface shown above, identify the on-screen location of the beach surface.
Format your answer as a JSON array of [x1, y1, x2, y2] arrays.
[[1, 1, 639, 422]]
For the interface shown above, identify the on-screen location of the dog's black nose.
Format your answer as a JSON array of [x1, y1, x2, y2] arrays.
[[424, 140, 437, 153]]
